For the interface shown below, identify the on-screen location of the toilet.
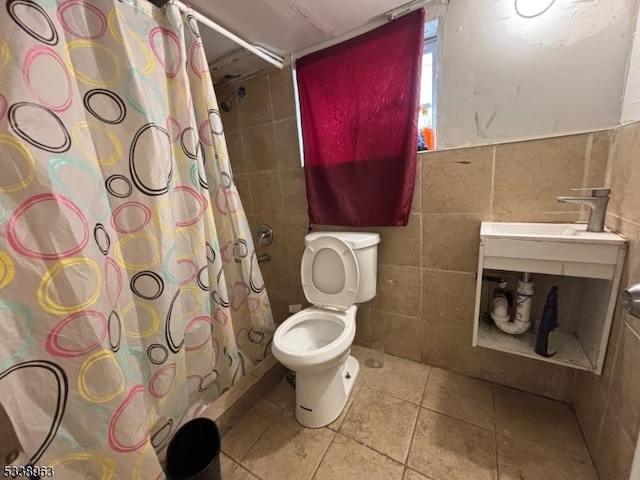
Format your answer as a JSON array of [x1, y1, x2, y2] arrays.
[[272, 231, 380, 428]]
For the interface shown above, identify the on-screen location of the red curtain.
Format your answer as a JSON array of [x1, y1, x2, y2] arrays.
[[296, 10, 425, 226]]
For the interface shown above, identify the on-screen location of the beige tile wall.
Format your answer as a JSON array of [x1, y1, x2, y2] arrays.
[[216, 69, 611, 402], [573, 120, 640, 480], [217, 68, 309, 324]]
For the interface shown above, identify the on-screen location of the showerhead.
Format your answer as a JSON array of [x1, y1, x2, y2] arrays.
[[220, 87, 246, 112]]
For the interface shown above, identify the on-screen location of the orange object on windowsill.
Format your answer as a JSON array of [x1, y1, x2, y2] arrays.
[[422, 127, 435, 150]]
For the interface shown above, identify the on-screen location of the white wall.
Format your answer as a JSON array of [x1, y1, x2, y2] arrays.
[[622, 7, 640, 125], [436, 0, 639, 148]]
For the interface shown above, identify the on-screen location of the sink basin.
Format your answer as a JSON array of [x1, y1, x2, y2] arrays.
[[481, 222, 626, 245]]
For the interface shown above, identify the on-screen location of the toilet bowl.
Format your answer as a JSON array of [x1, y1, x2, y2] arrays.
[[272, 232, 379, 428]]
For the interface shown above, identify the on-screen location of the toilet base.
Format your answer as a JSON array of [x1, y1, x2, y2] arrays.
[[294, 354, 359, 428]]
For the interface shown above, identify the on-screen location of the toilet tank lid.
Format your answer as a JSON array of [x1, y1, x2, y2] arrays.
[[305, 232, 380, 249]]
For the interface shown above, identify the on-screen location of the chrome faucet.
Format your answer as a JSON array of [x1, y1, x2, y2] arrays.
[[556, 188, 610, 232]]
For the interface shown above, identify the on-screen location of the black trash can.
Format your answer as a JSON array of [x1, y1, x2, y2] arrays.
[[166, 418, 221, 480]]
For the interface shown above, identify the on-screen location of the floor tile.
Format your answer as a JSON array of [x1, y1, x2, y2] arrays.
[[221, 452, 237, 478], [314, 433, 405, 480], [222, 398, 282, 461], [242, 409, 334, 480], [494, 386, 589, 462], [229, 465, 260, 480], [327, 383, 363, 432], [497, 435, 598, 480], [359, 352, 431, 405], [408, 409, 496, 480], [403, 468, 432, 480], [422, 368, 494, 430], [339, 387, 419, 462], [265, 376, 296, 410]]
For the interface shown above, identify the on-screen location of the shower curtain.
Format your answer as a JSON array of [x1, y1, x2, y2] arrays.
[[0, 0, 274, 477]]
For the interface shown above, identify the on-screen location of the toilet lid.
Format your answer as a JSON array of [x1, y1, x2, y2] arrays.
[[301, 236, 359, 311]]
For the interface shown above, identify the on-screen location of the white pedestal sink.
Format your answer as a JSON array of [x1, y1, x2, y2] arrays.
[[473, 222, 627, 374]]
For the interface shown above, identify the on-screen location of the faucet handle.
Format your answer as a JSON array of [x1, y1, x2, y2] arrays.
[[570, 187, 611, 197]]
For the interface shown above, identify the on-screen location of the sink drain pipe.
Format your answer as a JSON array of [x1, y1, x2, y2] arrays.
[[492, 273, 534, 335]]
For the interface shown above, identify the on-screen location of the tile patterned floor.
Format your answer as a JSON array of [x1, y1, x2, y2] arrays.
[[220, 346, 598, 480]]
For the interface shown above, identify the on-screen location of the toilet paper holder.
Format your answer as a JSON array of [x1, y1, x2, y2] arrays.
[[622, 283, 640, 319]]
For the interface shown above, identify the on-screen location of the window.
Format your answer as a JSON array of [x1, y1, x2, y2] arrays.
[[418, 19, 438, 151]]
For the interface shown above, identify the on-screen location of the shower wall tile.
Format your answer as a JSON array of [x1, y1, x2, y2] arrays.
[[421, 145, 493, 214], [237, 74, 273, 129], [227, 131, 246, 173], [243, 124, 278, 173], [267, 289, 291, 324], [493, 134, 588, 216], [269, 68, 296, 121], [234, 174, 252, 215], [217, 67, 306, 327], [284, 213, 310, 267], [280, 169, 307, 215], [248, 172, 283, 214], [253, 214, 290, 286], [274, 119, 301, 171]]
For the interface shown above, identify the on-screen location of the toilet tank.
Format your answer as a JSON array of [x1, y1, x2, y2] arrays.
[[305, 232, 380, 303]]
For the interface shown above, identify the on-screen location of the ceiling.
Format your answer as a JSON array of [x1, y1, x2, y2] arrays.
[[190, 0, 416, 83]]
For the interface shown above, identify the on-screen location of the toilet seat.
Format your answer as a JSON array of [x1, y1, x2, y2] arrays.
[[301, 236, 360, 311], [272, 306, 357, 371]]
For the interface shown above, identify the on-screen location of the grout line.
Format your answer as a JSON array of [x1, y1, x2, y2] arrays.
[[421, 211, 490, 216], [329, 382, 363, 432], [572, 397, 600, 469], [370, 308, 420, 323], [265, 72, 276, 125], [604, 127, 618, 188], [419, 365, 432, 406], [355, 381, 425, 407], [334, 426, 409, 468], [489, 146, 496, 221], [608, 212, 640, 228], [419, 404, 495, 434], [492, 383, 500, 480], [423, 267, 476, 275], [403, 368, 433, 466], [580, 133, 594, 219], [582, 133, 593, 189], [230, 115, 297, 132], [228, 409, 280, 466], [309, 429, 337, 480]]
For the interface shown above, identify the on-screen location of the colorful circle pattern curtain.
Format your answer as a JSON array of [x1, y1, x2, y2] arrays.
[[0, 0, 274, 477]]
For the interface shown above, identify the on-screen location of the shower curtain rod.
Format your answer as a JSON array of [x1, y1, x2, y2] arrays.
[[173, 0, 285, 69]]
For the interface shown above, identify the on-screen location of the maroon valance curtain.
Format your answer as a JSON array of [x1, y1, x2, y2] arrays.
[[296, 9, 425, 226]]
